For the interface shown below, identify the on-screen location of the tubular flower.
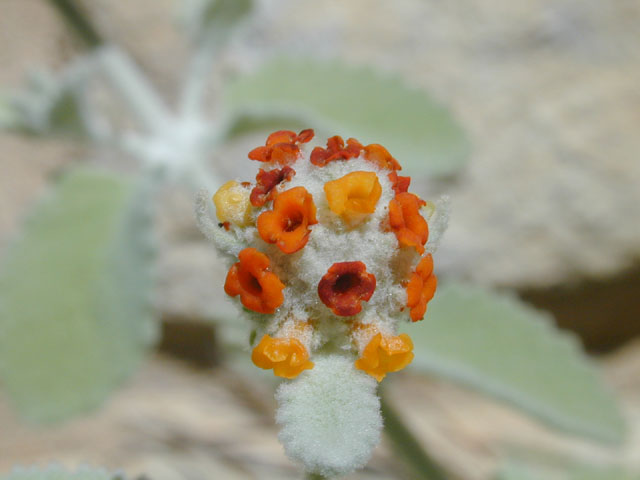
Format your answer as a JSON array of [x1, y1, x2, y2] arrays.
[[249, 129, 314, 165], [197, 129, 449, 477], [324, 171, 382, 223], [250, 166, 296, 207], [406, 254, 438, 321], [252, 334, 314, 379], [388, 192, 429, 254], [318, 261, 376, 316], [363, 144, 401, 171], [388, 171, 411, 194], [257, 186, 318, 254], [213, 180, 252, 227], [224, 248, 285, 313], [354, 332, 414, 382]]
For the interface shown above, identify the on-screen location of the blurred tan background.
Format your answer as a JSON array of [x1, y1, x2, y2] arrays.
[[1, 1, 639, 479]]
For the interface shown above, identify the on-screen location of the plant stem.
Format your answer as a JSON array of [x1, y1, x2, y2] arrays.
[[380, 388, 449, 480], [47, 0, 102, 47]]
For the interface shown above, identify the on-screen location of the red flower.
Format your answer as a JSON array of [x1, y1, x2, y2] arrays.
[[310, 136, 363, 167], [388, 171, 411, 194], [224, 248, 285, 314], [248, 129, 314, 165], [250, 166, 296, 207], [318, 261, 376, 316]]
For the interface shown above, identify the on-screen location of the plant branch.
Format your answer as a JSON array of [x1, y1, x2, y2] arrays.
[[46, 0, 102, 48]]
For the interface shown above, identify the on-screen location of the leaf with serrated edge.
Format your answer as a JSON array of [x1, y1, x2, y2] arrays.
[[221, 59, 469, 176], [1, 465, 124, 480], [0, 168, 157, 423], [404, 283, 625, 444]]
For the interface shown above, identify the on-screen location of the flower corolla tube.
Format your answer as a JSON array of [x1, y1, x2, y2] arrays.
[[195, 129, 450, 477]]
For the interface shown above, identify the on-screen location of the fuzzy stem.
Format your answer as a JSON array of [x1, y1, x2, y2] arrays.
[[180, 35, 219, 119]]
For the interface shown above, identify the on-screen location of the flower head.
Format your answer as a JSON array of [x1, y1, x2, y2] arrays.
[[197, 129, 449, 476]]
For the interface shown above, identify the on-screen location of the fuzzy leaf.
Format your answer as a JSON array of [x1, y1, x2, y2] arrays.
[[405, 283, 625, 444], [221, 59, 469, 176], [0, 465, 124, 480], [495, 459, 640, 480], [0, 168, 157, 422]]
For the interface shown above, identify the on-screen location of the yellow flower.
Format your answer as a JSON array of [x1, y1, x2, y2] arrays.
[[355, 333, 414, 381], [324, 171, 381, 224], [252, 334, 314, 379], [213, 180, 252, 227]]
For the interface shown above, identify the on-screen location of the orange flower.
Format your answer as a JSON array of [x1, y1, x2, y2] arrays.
[[251, 334, 314, 379], [388, 192, 429, 254], [388, 171, 411, 194], [406, 254, 437, 321], [310, 136, 363, 166], [355, 333, 414, 381], [257, 186, 318, 253], [250, 166, 296, 207], [248, 129, 314, 165], [318, 261, 376, 316], [363, 144, 401, 171], [224, 248, 285, 314], [324, 171, 382, 223]]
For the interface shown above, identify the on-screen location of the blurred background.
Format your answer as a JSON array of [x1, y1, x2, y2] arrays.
[[1, 1, 639, 479]]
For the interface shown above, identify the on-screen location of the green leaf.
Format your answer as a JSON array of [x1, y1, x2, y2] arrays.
[[495, 458, 640, 480], [1, 465, 124, 480], [221, 59, 469, 176], [0, 168, 157, 423], [405, 283, 625, 444]]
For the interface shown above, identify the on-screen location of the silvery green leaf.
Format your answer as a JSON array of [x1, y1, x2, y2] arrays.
[[0, 465, 124, 480], [221, 59, 469, 176], [0, 168, 157, 423], [495, 458, 640, 480], [405, 283, 625, 444], [180, 0, 254, 43]]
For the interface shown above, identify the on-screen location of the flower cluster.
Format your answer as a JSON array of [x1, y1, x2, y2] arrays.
[[196, 129, 449, 475]]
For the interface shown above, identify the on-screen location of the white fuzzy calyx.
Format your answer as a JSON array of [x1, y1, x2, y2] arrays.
[[275, 354, 382, 477]]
